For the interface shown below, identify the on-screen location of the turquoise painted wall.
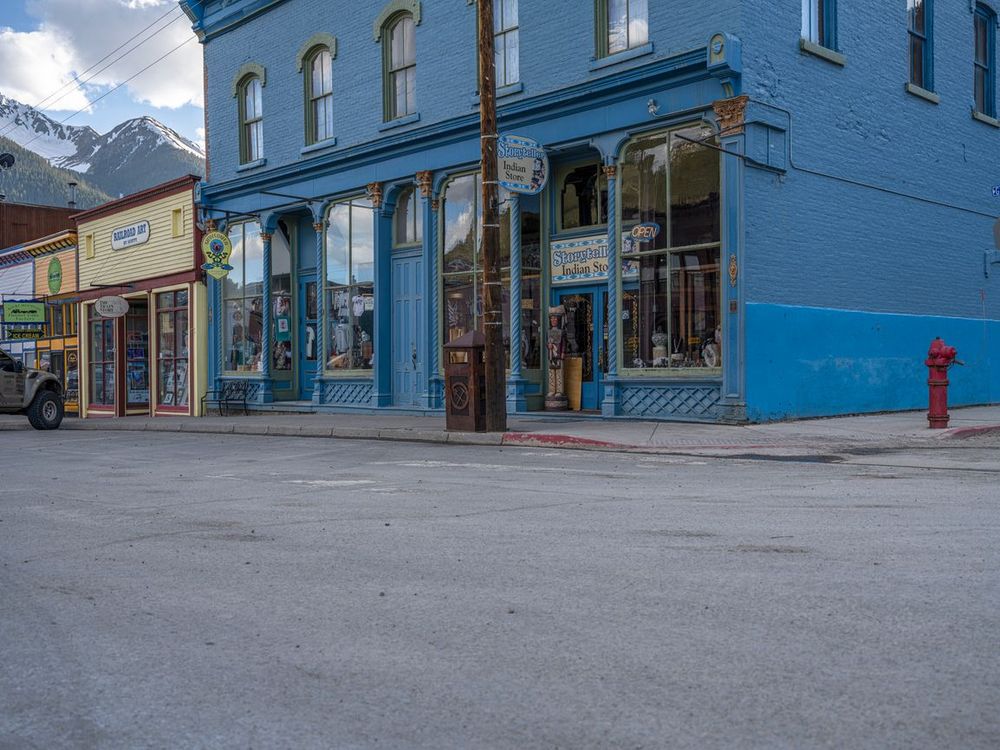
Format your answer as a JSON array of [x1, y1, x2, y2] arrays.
[[745, 303, 1000, 421]]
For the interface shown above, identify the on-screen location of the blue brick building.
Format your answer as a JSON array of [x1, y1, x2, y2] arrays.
[[182, 0, 1000, 421]]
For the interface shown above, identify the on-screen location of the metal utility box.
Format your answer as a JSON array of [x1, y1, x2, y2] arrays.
[[444, 330, 486, 432]]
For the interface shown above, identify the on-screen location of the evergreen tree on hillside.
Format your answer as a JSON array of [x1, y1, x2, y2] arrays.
[[0, 136, 111, 208]]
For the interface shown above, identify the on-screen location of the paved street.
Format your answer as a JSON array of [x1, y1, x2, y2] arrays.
[[1, 431, 998, 749]]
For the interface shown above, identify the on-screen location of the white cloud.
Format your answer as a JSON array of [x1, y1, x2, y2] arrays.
[[1, 0, 203, 112], [194, 126, 205, 151]]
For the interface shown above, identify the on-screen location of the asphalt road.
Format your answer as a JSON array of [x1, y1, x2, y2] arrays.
[[1, 431, 998, 749]]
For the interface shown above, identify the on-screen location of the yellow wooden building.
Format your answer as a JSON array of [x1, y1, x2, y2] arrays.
[[75, 175, 208, 418], [26, 230, 81, 413]]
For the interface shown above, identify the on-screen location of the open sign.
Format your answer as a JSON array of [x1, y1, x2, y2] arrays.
[[630, 223, 661, 242]]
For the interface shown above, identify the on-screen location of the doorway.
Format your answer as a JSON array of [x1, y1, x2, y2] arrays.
[[391, 249, 424, 407], [554, 286, 608, 411]]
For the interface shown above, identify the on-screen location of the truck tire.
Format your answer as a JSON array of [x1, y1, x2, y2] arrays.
[[26, 390, 63, 430]]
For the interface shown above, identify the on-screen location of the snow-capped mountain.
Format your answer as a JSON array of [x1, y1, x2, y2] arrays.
[[0, 93, 204, 199]]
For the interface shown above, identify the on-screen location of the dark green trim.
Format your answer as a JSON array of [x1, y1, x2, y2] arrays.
[[373, 0, 421, 41], [231, 62, 266, 98], [296, 33, 338, 71]]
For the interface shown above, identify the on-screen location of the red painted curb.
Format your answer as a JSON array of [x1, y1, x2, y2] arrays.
[[941, 424, 1000, 440], [502, 432, 633, 450]]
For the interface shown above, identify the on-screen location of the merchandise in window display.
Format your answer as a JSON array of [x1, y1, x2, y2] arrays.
[[545, 305, 568, 411]]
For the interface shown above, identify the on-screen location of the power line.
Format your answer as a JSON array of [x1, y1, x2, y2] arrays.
[[0, 0, 204, 138], [16, 35, 197, 154]]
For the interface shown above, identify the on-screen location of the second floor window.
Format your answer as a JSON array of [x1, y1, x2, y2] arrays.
[[240, 77, 263, 163], [975, 4, 996, 117], [494, 0, 519, 87], [385, 14, 416, 120], [802, 0, 835, 49], [908, 0, 932, 90], [599, 0, 648, 57], [307, 48, 334, 144]]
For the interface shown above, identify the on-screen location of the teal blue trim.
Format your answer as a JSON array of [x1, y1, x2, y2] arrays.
[[373, 0, 421, 41]]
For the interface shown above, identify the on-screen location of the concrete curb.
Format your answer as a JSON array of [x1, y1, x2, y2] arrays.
[[940, 424, 1000, 440]]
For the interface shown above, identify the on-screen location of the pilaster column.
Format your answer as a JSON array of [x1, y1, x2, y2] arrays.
[[428, 196, 443, 406], [260, 230, 274, 401], [368, 182, 392, 407], [506, 193, 527, 414], [602, 162, 620, 416], [312, 217, 327, 404]]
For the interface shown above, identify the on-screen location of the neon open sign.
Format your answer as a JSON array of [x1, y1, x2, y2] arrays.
[[630, 223, 661, 242]]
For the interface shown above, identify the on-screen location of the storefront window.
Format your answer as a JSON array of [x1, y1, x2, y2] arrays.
[[88, 305, 115, 406], [325, 197, 375, 371], [271, 223, 293, 373], [125, 300, 149, 407], [441, 173, 537, 369], [620, 124, 721, 371], [224, 222, 264, 372], [157, 290, 189, 408], [559, 163, 608, 231], [49, 304, 64, 336]]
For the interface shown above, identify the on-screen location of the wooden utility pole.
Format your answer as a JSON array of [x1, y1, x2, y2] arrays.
[[477, 0, 506, 432]]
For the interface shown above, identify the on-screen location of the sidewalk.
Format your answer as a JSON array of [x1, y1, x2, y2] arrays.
[[3, 405, 999, 457]]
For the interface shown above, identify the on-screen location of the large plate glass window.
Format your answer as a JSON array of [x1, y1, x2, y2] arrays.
[[620, 123, 721, 372], [494, 0, 519, 87], [224, 222, 265, 373], [125, 300, 149, 408], [325, 197, 375, 372], [598, 0, 648, 57], [270, 222, 294, 375]]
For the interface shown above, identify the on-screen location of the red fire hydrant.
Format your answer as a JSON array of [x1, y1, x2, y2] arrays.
[[925, 337, 962, 428]]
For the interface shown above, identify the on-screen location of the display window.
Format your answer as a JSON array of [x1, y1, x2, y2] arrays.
[[270, 222, 293, 375], [125, 300, 150, 407], [559, 163, 608, 232], [224, 222, 264, 373], [325, 197, 375, 372], [440, 173, 541, 370], [88, 306, 115, 406], [619, 123, 721, 372], [157, 290, 189, 408]]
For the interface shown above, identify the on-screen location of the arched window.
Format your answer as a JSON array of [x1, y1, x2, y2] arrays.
[[974, 3, 996, 118], [394, 186, 422, 246], [306, 48, 334, 144], [384, 14, 416, 120], [239, 76, 263, 163]]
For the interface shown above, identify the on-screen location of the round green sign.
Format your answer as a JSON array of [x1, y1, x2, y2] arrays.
[[47, 256, 63, 295]]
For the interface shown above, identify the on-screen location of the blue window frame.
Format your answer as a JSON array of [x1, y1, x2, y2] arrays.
[[908, 0, 933, 90], [802, 0, 836, 49], [974, 3, 996, 117]]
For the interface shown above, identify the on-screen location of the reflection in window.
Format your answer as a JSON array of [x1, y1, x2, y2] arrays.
[[325, 197, 375, 371], [307, 48, 334, 144], [559, 163, 608, 231], [88, 306, 115, 406], [157, 290, 189, 407], [605, 0, 648, 56], [495, 0, 519, 87], [224, 222, 264, 372], [974, 4, 996, 117], [620, 124, 721, 371], [394, 186, 423, 246], [271, 222, 293, 373], [240, 76, 263, 163], [385, 14, 416, 120]]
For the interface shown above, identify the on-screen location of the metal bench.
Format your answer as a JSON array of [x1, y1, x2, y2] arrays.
[[201, 380, 252, 416]]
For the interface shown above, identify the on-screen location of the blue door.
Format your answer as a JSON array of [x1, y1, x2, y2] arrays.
[[554, 286, 608, 411], [391, 251, 424, 406], [298, 275, 318, 398]]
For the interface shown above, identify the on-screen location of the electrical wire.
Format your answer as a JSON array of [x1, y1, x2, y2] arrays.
[[16, 35, 196, 154], [0, 0, 204, 140]]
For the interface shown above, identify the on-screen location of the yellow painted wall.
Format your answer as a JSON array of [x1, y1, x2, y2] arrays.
[[34, 248, 78, 297], [77, 189, 194, 289]]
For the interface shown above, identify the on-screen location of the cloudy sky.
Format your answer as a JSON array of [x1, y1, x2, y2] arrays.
[[0, 0, 204, 148]]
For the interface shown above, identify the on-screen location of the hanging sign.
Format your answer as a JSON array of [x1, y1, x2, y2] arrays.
[[201, 231, 234, 280], [95, 295, 129, 318], [111, 220, 150, 250], [47, 256, 63, 294], [2, 301, 45, 323], [497, 134, 548, 195]]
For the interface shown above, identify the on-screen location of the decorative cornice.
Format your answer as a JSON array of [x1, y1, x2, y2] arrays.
[[416, 170, 433, 197], [231, 62, 266, 97], [373, 0, 421, 41], [296, 33, 338, 72], [431, 198, 440, 211], [713, 94, 749, 134], [366, 182, 384, 208]]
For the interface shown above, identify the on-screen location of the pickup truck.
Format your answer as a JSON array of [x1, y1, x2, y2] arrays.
[[0, 348, 64, 429]]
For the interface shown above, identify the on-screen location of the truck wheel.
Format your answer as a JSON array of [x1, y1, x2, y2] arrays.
[[27, 391, 63, 430]]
